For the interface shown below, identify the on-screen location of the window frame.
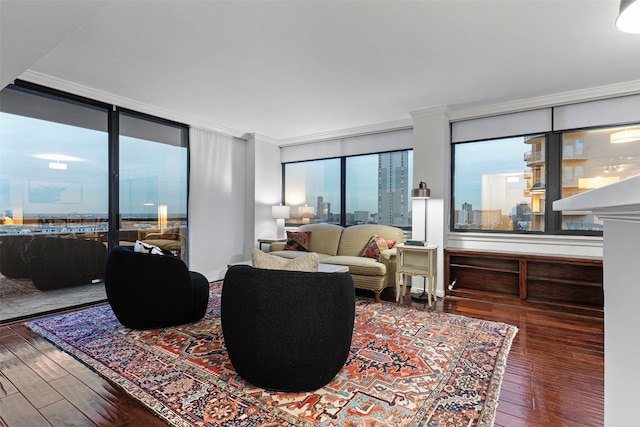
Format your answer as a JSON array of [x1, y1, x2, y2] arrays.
[[5, 80, 191, 252], [450, 123, 639, 236], [282, 148, 414, 230]]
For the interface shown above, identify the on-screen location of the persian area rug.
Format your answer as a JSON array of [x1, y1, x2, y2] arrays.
[[27, 282, 517, 427]]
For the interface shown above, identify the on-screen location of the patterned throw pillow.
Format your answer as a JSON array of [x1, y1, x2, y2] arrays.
[[251, 248, 319, 272], [134, 240, 163, 255], [362, 235, 390, 259], [284, 231, 311, 252]]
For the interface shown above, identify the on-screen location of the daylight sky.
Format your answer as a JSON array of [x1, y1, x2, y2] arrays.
[[0, 113, 187, 217]]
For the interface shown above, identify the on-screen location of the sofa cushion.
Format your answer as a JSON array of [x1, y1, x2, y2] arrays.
[[298, 223, 344, 256], [284, 231, 311, 252], [252, 248, 319, 272], [321, 255, 387, 277], [268, 250, 332, 262]]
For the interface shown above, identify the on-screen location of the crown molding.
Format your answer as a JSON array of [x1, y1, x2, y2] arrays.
[[17, 70, 247, 139], [243, 133, 279, 145], [410, 106, 450, 119], [448, 79, 640, 122], [276, 118, 414, 147]]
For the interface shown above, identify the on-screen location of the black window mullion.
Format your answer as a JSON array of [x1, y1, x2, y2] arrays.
[[281, 163, 286, 203], [545, 132, 562, 233], [340, 158, 347, 226], [107, 107, 120, 251]]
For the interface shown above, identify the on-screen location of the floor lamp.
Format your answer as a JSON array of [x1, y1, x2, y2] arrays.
[[272, 205, 290, 240], [411, 182, 430, 299]]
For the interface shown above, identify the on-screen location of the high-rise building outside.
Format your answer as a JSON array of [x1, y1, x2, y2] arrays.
[[377, 152, 409, 226]]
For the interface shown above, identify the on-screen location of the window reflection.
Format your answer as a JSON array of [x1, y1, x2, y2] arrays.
[[118, 113, 189, 260], [561, 124, 640, 231], [284, 159, 341, 225]]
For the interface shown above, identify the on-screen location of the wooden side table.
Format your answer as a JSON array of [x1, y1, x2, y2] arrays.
[[395, 243, 438, 306]]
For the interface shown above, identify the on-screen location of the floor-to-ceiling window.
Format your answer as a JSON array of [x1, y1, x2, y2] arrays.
[[0, 86, 109, 239], [118, 112, 189, 259], [0, 82, 189, 320]]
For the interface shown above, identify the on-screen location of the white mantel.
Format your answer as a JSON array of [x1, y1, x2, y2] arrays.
[[553, 174, 640, 427], [553, 174, 640, 223]]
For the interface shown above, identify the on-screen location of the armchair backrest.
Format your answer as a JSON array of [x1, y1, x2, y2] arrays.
[[298, 223, 344, 255], [221, 265, 355, 391], [104, 246, 195, 328]]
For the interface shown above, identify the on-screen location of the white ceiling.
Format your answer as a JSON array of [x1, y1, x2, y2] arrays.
[[2, 0, 639, 142]]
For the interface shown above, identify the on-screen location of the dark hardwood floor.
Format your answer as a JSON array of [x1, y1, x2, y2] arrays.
[[0, 287, 603, 426]]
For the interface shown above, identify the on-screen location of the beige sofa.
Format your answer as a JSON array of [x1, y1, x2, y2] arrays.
[[269, 223, 405, 302]]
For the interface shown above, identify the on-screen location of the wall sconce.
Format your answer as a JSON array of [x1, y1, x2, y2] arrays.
[[272, 205, 290, 239], [616, 0, 640, 34]]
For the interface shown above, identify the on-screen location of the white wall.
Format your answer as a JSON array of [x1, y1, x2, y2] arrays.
[[251, 134, 283, 244], [603, 220, 640, 426], [411, 108, 450, 297]]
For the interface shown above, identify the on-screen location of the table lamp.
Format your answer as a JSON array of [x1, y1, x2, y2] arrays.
[[272, 205, 290, 239]]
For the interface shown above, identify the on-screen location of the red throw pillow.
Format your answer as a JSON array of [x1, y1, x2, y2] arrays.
[[363, 235, 389, 259], [284, 231, 311, 252]]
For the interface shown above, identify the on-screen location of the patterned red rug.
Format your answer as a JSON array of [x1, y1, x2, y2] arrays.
[[27, 282, 516, 426]]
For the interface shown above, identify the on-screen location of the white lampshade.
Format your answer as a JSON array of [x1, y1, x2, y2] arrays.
[[616, 0, 640, 34], [272, 205, 290, 239], [271, 205, 290, 219]]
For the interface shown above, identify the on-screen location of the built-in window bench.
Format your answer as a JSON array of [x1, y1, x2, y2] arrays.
[[444, 249, 603, 318]]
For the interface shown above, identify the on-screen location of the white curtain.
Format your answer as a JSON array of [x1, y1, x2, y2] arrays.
[[189, 128, 247, 281]]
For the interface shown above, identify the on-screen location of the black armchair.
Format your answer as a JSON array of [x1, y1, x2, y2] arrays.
[[0, 235, 33, 278], [221, 265, 355, 392], [104, 246, 209, 329], [25, 237, 108, 290]]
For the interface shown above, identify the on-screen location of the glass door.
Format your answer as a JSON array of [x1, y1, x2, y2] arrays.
[[118, 112, 189, 261], [0, 86, 109, 296]]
